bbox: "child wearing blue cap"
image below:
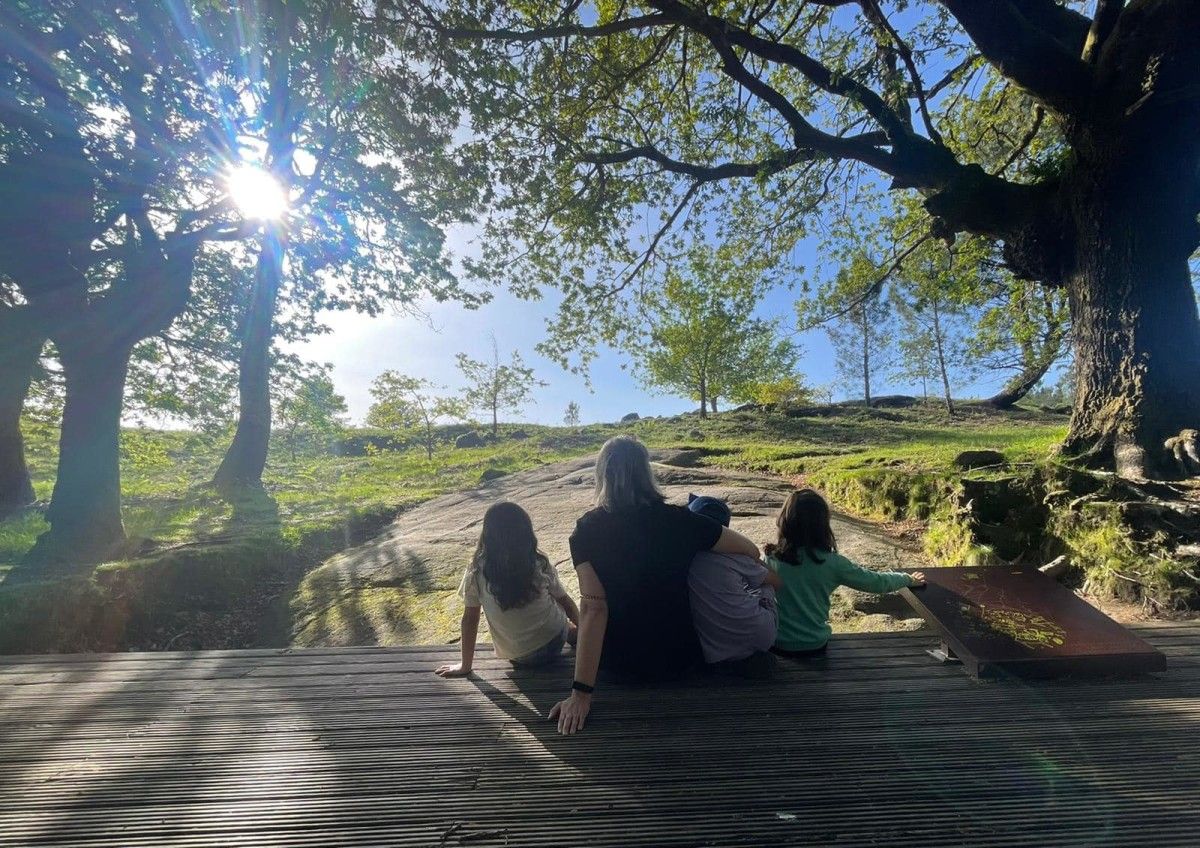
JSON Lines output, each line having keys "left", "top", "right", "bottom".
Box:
{"left": 686, "top": 494, "right": 781, "bottom": 674}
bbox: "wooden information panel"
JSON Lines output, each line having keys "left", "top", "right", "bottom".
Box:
{"left": 900, "top": 566, "right": 1167, "bottom": 679}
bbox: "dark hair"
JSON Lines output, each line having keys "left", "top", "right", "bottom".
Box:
{"left": 765, "top": 489, "right": 837, "bottom": 565}
{"left": 473, "top": 501, "right": 546, "bottom": 610}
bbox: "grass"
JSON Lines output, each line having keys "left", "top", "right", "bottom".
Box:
{"left": 1, "top": 403, "right": 1075, "bottom": 652}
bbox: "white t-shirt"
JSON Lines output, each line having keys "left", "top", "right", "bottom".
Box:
{"left": 459, "top": 556, "right": 569, "bottom": 660}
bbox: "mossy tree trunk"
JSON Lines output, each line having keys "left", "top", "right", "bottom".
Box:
{"left": 0, "top": 310, "right": 42, "bottom": 516}
{"left": 33, "top": 337, "right": 133, "bottom": 562}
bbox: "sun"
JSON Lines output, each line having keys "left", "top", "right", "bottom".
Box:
{"left": 226, "top": 164, "right": 288, "bottom": 221}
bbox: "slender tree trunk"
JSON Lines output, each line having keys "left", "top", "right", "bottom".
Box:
{"left": 214, "top": 233, "right": 283, "bottom": 492}
{"left": 860, "top": 303, "right": 871, "bottom": 407}
{"left": 698, "top": 371, "right": 708, "bottom": 419}
{"left": 985, "top": 355, "right": 1058, "bottom": 409}
{"left": 28, "top": 340, "right": 132, "bottom": 563}
{"left": 0, "top": 313, "right": 42, "bottom": 516}
{"left": 931, "top": 301, "right": 954, "bottom": 416}
{"left": 709, "top": 397, "right": 718, "bottom": 414}
{"left": 491, "top": 397, "right": 498, "bottom": 437}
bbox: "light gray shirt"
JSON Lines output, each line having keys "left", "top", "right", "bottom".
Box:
{"left": 688, "top": 551, "right": 778, "bottom": 664}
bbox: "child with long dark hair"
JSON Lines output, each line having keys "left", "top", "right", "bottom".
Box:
{"left": 436, "top": 501, "right": 579, "bottom": 677}
{"left": 766, "top": 489, "right": 924, "bottom": 657}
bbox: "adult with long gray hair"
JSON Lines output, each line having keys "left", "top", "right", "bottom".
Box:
{"left": 550, "top": 436, "right": 762, "bottom": 734}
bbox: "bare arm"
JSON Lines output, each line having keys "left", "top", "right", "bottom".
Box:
{"left": 556, "top": 593, "right": 580, "bottom": 626}
{"left": 436, "top": 606, "right": 481, "bottom": 678}
{"left": 762, "top": 569, "right": 783, "bottom": 590}
{"left": 712, "top": 525, "right": 760, "bottom": 559}
{"left": 549, "top": 563, "right": 607, "bottom": 735}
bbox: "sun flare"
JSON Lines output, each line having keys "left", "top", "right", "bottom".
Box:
{"left": 227, "top": 164, "right": 288, "bottom": 221}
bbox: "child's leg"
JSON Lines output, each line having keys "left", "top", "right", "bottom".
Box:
{"left": 509, "top": 628, "right": 568, "bottom": 668}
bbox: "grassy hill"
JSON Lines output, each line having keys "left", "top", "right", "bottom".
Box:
{"left": 16, "top": 401, "right": 1186, "bottom": 654}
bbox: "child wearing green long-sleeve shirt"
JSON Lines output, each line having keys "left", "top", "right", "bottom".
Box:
{"left": 765, "top": 489, "right": 925, "bottom": 656}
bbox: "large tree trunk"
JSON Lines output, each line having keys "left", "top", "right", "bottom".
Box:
{"left": 214, "top": 238, "right": 282, "bottom": 491}
{"left": 214, "top": 234, "right": 283, "bottom": 492}
{"left": 0, "top": 313, "right": 42, "bottom": 516}
{"left": 1064, "top": 210, "right": 1200, "bottom": 478}
{"left": 709, "top": 397, "right": 718, "bottom": 414}
{"left": 27, "top": 340, "right": 132, "bottom": 563}
{"left": 1061, "top": 127, "right": 1200, "bottom": 478}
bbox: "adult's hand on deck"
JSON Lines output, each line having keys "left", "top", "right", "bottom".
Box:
{"left": 908, "top": 571, "right": 927, "bottom": 586}
{"left": 549, "top": 691, "right": 592, "bottom": 735}
{"left": 434, "top": 662, "right": 472, "bottom": 678}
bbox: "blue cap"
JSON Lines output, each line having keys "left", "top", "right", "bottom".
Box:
{"left": 687, "top": 493, "right": 731, "bottom": 527}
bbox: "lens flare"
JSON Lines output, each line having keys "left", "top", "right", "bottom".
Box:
{"left": 227, "top": 164, "right": 288, "bottom": 221}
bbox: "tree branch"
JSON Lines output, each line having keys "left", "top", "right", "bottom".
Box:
{"left": 414, "top": 6, "right": 671, "bottom": 42}
{"left": 995, "top": 104, "right": 1045, "bottom": 175}
{"left": 860, "top": 0, "right": 943, "bottom": 143}
{"left": 648, "top": 0, "right": 914, "bottom": 144}
{"left": 938, "top": 0, "right": 1093, "bottom": 115}
{"left": 1082, "top": 0, "right": 1125, "bottom": 64}
{"left": 1007, "top": 0, "right": 1092, "bottom": 53}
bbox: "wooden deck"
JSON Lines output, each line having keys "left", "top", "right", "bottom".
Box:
{"left": 3, "top": 624, "right": 1200, "bottom": 847}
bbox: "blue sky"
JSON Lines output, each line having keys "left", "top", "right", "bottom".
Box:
{"left": 287, "top": 7, "right": 1027, "bottom": 427}
{"left": 289, "top": 226, "right": 1017, "bottom": 427}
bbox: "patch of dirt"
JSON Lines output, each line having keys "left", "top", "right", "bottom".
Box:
{"left": 1076, "top": 591, "right": 1200, "bottom": 625}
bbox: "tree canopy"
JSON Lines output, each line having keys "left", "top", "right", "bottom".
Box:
{"left": 636, "top": 245, "right": 800, "bottom": 415}
{"left": 396, "top": 0, "right": 1200, "bottom": 478}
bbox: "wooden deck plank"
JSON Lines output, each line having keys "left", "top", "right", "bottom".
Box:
{"left": 3, "top": 626, "right": 1199, "bottom": 847}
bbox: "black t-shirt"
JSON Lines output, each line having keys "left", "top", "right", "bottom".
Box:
{"left": 569, "top": 501, "right": 723, "bottom": 681}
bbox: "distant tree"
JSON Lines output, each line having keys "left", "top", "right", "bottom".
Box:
{"left": 971, "top": 275, "right": 1071, "bottom": 409}
{"left": 563, "top": 401, "right": 581, "bottom": 427}
{"left": 807, "top": 255, "right": 894, "bottom": 407}
{"left": 1024, "top": 370, "right": 1077, "bottom": 409}
{"left": 367, "top": 371, "right": 466, "bottom": 459}
{"left": 638, "top": 246, "right": 797, "bottom": 417}
{"left": 741, "top": 375, "right": 812, "bottom": 408}
{"left": 455, "top": 337, "right": 543, "bottom": 438}
{"left": 891, "top": 245, "right": 975, "bottom": 416}
{"left": 274, "top": 366, "right": 347, "bottom": 461}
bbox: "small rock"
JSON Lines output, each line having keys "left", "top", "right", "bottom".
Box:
{"left": 1039, "top": 554, "right": 1071, "bottom": 579}
{"left": 620, "top": 412, "right": 640, "bottom": 423}
{"left": 687, "top": 428, "right": 705, "bottom": 440}
{"left": 455, "top": 432, "right": 485, "bottom": 449}
{"left": 479, "top": 468, "right": 507, "bottom": 483}
{"left": 953, "top": 449, "right": 1005, "bottom": 470}
{"left": 658, "top": 449, "right": 704, "bottom": 468}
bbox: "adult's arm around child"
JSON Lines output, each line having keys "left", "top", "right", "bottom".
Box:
{"left": 549, "top": 562, "right": 607, "bottom": 735}
{"left": 712, "top": 526, "right": 760, "bottom": 559}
